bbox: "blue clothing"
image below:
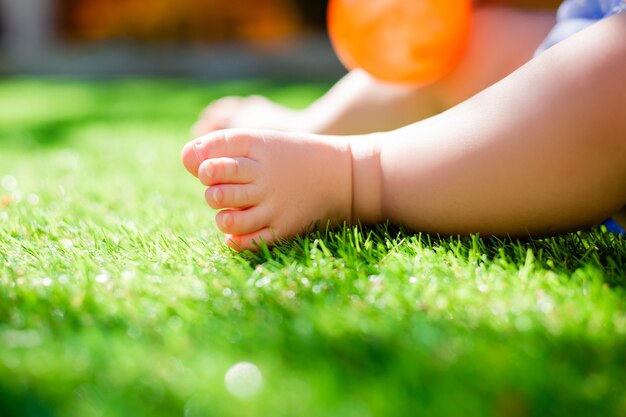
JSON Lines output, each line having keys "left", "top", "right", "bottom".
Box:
{"left": 602, "top": 218, "right": 626, "bottom": 234}
{"left": 535, "top": 0, "right": 626, "bottom": 54}
{"left": 535, "top": 0, "right": 626, "bottom": 234}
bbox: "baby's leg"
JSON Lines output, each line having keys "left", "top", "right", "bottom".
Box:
{"left": 358, "top": 13, "right": 626, "bottom": 237}
{"left": 183, "top": 13, "right": 626, "bottom": 250}
{"left": 193, "top": 6, "right": 555, "bottom": 136}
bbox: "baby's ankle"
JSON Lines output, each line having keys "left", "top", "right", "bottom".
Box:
{"left": 349, "top": 135, "right": 384, "bottom": 225}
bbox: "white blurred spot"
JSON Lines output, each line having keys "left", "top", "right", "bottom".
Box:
{"left": 538, "top": 296, "right": 554, "bottom": 314}
{"left": 27, "top": 194, "right": 40, "bottom": 205}
{"left": 222, "top": 287, "right": 232, "bottom": 297}
{"left": 255, "top": 277, "right": 271, "bottom": 288}
{"left": 122, "top": 270, "right": 135, "bottom": 281}
{"left": 11, "top": 190, "right": 22, "bottom": 202}
{"left": 1, "top": 175, "right": 16, "bottom": 191}
{"left": 95, "top": 274, "right": 109, "bottom": 284}
{"left": 368, "top": 275, "right": 383, "bottom": 284}
{"left": 60, "top": 239, "right": 74, "bottom": 249}
{"left": 224, "top": 362, "right": 263, "bottom": 399}
{"left": 42, "top": 277, "right": 52, "bottom": 287}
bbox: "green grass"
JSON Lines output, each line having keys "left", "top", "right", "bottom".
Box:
{"left": 0, "top": 78, "right": 625, "bottom": 417}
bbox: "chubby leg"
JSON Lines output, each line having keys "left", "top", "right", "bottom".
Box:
{"left": 193, "top": 6, "right": 556, "bottom": 136}
{"left": 183, "top": 14, "right": 626, "bottom": 250}
{"left": 359, "top": 12, "right": 626, "bottom": 236}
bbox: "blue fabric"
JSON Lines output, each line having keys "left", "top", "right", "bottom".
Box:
{"left": 535, "top": 0, "right": 626, "bottom": 54}
{"left": 602, "top": 218, "right": 626, "bottom": 234}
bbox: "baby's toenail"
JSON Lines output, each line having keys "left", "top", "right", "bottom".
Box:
{"left": 213, "top": 188, "right": 223, "bottom": 204}
{"left": 204, "top": 163, "right": 213, "bottom": 178}
{"left": 192, "top": 141, "right": 204, "bottom": 162}
{"left": 223, "top": 213, "right": 233, "bottom": 228}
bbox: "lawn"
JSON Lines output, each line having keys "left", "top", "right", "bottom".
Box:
{"left": 0, "top": 78, "right": 624, "bottom": 417}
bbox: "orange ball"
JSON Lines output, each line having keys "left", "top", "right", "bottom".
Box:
{"left": 328, "top": 0, "right": 472, "bottom": 84}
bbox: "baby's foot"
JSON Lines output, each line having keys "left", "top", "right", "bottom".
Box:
{"left": 181, "top": 129, "right": 353, "bottom": 250}
{"left": 192, "top": 96, "right": 302, "bottom": 136}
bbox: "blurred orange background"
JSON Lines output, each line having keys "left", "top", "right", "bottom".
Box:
{"left": 58, "top": 0, "right": 308, "bottom": 43}
{"left": 0, "top": 0, "right": 337, "bottom": 78}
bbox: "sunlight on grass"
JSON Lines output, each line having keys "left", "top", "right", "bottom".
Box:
{"left": 0, "top": 78, "right": 625, "bottom": 417}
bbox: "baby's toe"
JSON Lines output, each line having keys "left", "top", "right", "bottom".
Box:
{"left": 225, "top": 228, "right": 278, "bottom": 251}
{"left": 181, "top": 140, "right": 204, "bottom": 176}
{"left": 205, "top": 184, "right": 263, "bottom": 210}
{"left": 215, "top": 206, "right": 270, "bottom": 235}
{"left": 198, "top": 157, "right": 260, "bottom": 186}
{"left": 182, "top": 131, "right": 255, "bottom": 176}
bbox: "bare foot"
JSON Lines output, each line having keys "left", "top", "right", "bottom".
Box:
{"left": 191, "top": 96, "right": 302, "bottom": 137}
{"left": 181, "top": 129, "right": 354, "bottom": 250}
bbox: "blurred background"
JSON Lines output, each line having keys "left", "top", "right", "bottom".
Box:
{"left": 0, "top": 0, "right": 345, "bottom": 80}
